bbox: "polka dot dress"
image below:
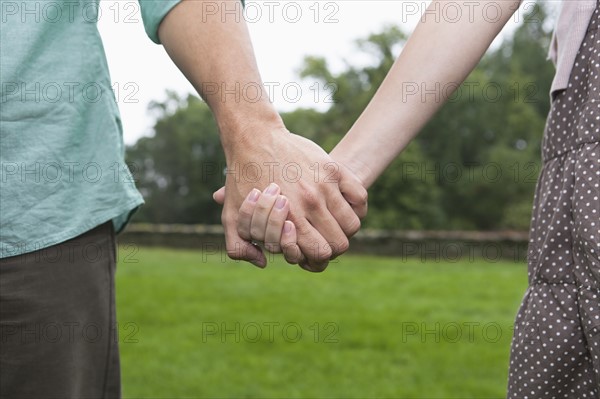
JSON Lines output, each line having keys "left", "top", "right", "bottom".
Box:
{"left": 507, "top": 5, "right": 600, "bottom": 399}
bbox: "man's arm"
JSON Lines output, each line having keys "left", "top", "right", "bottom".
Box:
{"left": 157, "top": 0, "right": 367, "bottom": 271}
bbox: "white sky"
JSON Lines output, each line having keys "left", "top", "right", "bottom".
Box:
{"left": 97, "top": 0, "right": 555, "bottom": 145}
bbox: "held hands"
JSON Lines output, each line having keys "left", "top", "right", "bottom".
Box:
{"left": 214, "top": 182, "right": 355, "bottom": 271}
{"left": 217, "top": 127, "right": 367, "bottom": 272}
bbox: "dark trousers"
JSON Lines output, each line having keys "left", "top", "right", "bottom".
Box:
{"left": 0, "top": 222, "right": 121, "bottom": 398}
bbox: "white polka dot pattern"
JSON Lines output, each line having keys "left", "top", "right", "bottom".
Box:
{"left": 507, "top": 6, "right": 600, "bottom": 398}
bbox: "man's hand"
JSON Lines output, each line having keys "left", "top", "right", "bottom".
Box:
{"left": 219, "top": 126, "right": 367, "bottom": 272}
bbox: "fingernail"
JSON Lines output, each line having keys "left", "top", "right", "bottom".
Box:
{"left": 283, "top": 221, "right": 292, "bottom": 233}
{"left": 275, "top": 196, "right": 287, "bottom": 209}
{"left": 247, "top": 189, "right": 260, "bottom": 203}
{"left": 264, "top": 183, "right": 278, "bottom": 195}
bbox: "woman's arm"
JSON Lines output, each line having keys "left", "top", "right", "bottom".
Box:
{"left": 331, "top": 0, "right": 521, "bottom": 189}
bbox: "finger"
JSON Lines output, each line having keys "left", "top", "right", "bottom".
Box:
{"left": 223, "top": 209, "right": 266, "bottom": 268}
{"left": 263, "top": 195, "right": 290, "bottom": 254}
{"left": 213, "top": 186, "right": 226, "bottom": 205}
{"left": 280, "top": 221, "right": 303, "bottom": 265}
{"left": 304, "top": 205, "right": 349, "bottom": 261}
{"left": 291, "top": 215, "right": 333, "bottom": 272}
{"left": 237, "top": 188, "right": 261, "bottom": 241}
{"left": 340, "top": 188, "right": 368, "bottom": 219}
{"left": 328, "top": 192, "right": 362, "bottom": 239}
{"left": 338, "top": 175, "right": 368, "bottom": 219}
{"left": 249, "top": 183, "right": 281, "bottom": 242}
{"left": 340, "top": 182, "right": 369, "bottom": 219}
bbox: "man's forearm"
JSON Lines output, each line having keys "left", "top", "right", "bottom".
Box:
{"left": 330, "top": 0, "right": 521, "bottom": 189}
{"left": 158, "top": 0, "right": 283, "bottom": 155}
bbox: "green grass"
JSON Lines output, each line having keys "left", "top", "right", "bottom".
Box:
{"left": 115, "top": 247, "right": 528, "bottom": 399}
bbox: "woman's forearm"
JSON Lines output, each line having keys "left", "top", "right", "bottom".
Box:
{"left": 330, "top": 0, "right": 521, "bottom": 188}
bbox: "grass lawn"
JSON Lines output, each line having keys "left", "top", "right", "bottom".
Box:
{"left": 115, "top": 246, "right": 528, "bottom": 399}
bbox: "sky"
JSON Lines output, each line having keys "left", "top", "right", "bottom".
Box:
{"left": 97, "top": 0, "right": 555, "bottom": 145}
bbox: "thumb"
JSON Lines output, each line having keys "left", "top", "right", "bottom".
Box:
{"left": 213, "top": 186, "right": 225, "bottom": 205}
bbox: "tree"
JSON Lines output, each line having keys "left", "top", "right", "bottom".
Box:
{"left": 127, "top": 92, "right": 226, "bottom": 224}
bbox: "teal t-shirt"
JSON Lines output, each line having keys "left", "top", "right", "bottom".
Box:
{"left": 0, "top": 0, "right": 181, "bottom": 258}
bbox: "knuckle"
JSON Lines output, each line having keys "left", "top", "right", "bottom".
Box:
{"left": 301, "top": 188, "right": 321, "bottom": 210}
{"left": 221, "top": 208, "right": 237, "bottom": 226}
{"left": 282, "top": 243, "right": 301, "bottom": 262}
{"left": 328, "top": 167, "right": 342, "bottom": 182}
{"left": 355, "top": 200, "right": 368, "bottom": 219}
{"left": 220, "top": 211, "right": 229, "bottom": 225}
{"left": 238, "top": 206, "right": 254, "bottom": 220}
{"left": 358, "top": 188, "right": 369, "bottom": 206}
{"left": 346, "top": 216, "right": 361, "bottom": 237}
{"left": 289, "top": 214, "right": 309, "bottom": 233}
{"left": 226, "top": 245, "right": 243, "bottom": 261}
{"left": 264, "top": 242, "right": 281, "bottom": 254}
{"left": 285, "top": 255, "right": 300, "bottom": 266}
{"left": 336, "top": 238, "right": 350, "bottom": 254}
{"left": 267, "top": 215, "right": 284, "bottom": 228}
{"left": 249, "top": 226, "right": 265, "bottom": 241}
{"left": 255, "top": 201, "right": 273, "bottom": 213}
{"left": 236, "top": 221, "right": 251, "bottom": 241}
{"left": 314, "top": 246, "right": 332, "bottom": 263}
{"left": 238, "top": 228, "right": 252, "bottom": 241}
{"left": 354, "top": 189, "right": 369, "bottom": 214}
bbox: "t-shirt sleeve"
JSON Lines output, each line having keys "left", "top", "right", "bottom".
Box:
{"left": 138, "top": 0, "right": 183, "bottom": 44}
{"left": 138, "top": 0, "right": 246, "bottom": 44}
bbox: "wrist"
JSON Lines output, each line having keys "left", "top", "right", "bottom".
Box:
{"left": 217, "top": 104, "right": 286, "bottom": 160}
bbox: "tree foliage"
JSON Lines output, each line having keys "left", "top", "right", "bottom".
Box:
{"left": 127, "top": 92, "right": 226, "bottom": 224}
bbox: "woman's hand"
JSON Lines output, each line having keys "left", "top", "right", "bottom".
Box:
{"left": 235, "top": 184, "right": 302, "bottom": 265}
